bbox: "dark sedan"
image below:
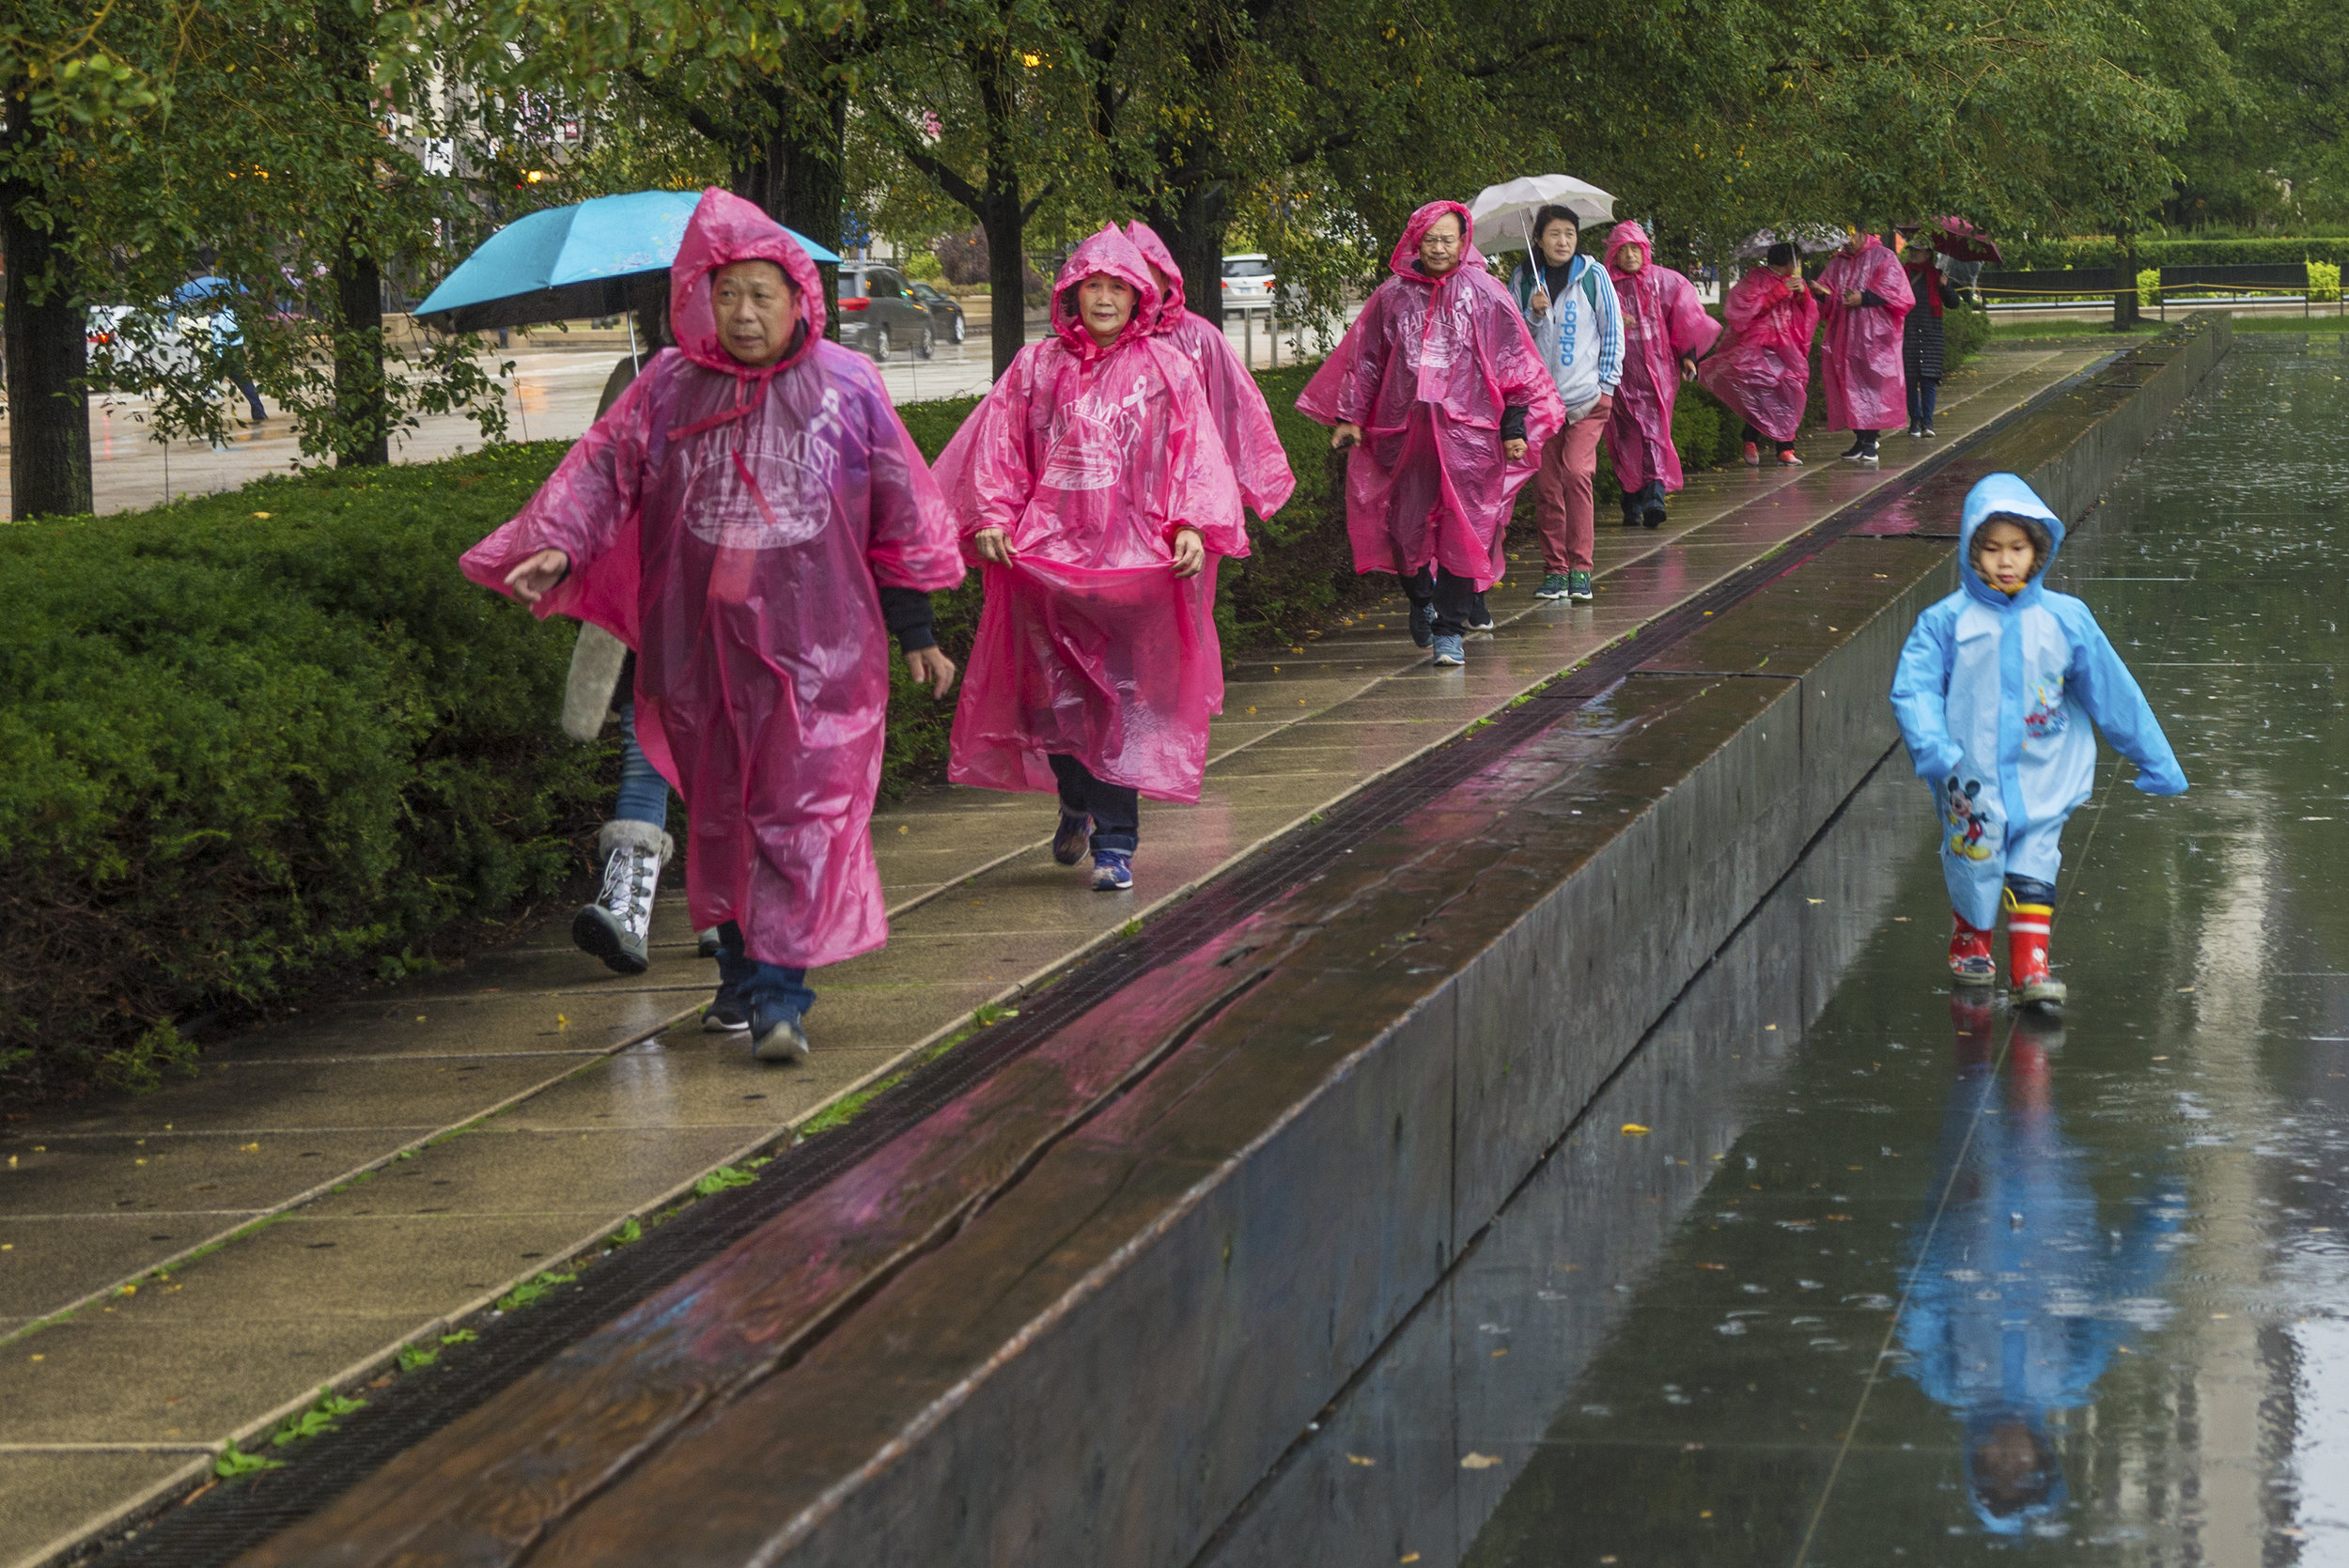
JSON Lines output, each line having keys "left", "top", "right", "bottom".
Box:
{"left": 836, "top": 264, "right": 938, "bottom": 360}
{"left": 908, "top": 281, "right": 967, "bottom": 347}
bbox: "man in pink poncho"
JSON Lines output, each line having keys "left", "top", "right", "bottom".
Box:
{"left": 935, "top": 225, "right": 1247, "bottom": 893}
{"left": 1698, "top": 240, "right": 1821, "bottom": 469}
{"left": 1123, "top": 221, "right": 1297, "bottom": 522}
{"left": 460, "top": 189, "right": 964, "bottom": 1064}
{"left": 1298, "top": 201, "right": 1561, "bottom": 668}
{"left": 1603, "top": 221, "right": 1721, "bottom": 530}
{"left": 1814, "top": 226, "right": 1915, "bottom": 466}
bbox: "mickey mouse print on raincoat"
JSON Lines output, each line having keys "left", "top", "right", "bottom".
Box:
{"left": 459, "top": 188, "right": 965, "bottom": 971}
{"left": 934, "top": 225, "right": 1247, "bottom": 804}
{"left": 1297, "top": 201, "right": 1563, "bottom": 589}
{"left": 1890, "top": 473, "right": 2187, "bottom": 929}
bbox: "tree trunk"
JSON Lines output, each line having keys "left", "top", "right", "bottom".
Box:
{"left": 319, "top": 1, "right": 389, "bottom": 466}
{"left": 1146, "top": 177, "right": 1232, "bottom": 329}
{"left": 730, "top": 75, "right": 848, "bottom": 334}
{"left": 1, "top": 148, "right": 94, "bottom": 520}
{"left": 333, "top": 235, "right": 390, "bottom": 467}
{"left": 982, "top": 185, "right": 1031, "bottom": 380}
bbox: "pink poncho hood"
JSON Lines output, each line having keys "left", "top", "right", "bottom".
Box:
{"left": 1297, "top": 201, "right": 1561, "bottom": 588}
{"left": 933, "top": 225, "right": 1246, "bottom": 804}
{"left": 1125, "top": 219, "right": 1297, "bottom": 520}
{"left": 458, "top": 187, "right": 963, "bottom": 970}
{"left": 1048, "top": 225, "right": 1161, "bottom": 363}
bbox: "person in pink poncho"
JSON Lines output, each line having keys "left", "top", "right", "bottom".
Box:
{"left": 1297, "top": 201, "right": 1562, "bottom": 668}
{"left": 1603, "top": 220, "right": 1721, "bottom": 530}
{"left": 1698, "top": 240, "right": 1820, "bottom": 468}
{"left": 934, "top": 225, "right": 1247, "bottom": 893}
{"left": 460, "top": 188, "right": 965, "bottom": 1064}
{"left": 1123, "top": 221, "right": 1297, "bottom": 522}
{"left": 1813, "top": 226, "right": 1915, "bottom": 465}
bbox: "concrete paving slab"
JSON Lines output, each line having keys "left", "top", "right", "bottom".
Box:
{"left": 0, "top": 1130, "right": 408, "bottom": 1220}
{"left": 0, "top": 1216, "right": 267, "bottom": 1321}
{"left": 0, "top": 1308, "right": 420, "bottom": 1446}
{"left": 490, "top": 1039, "right": 849, "bottom": 1133}
{"left": 0, "top": 1449, "right": 212, "bottom": 1568}
{"left": 31, "top": 1055, "right": 592, "bottom": 1140}
{"left": 296, "top": 1126, "right": 760, "bottom": 1221}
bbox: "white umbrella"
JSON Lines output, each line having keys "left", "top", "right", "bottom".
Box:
{"left": 1469, "top": 176, "right": 1617, "bottom": 256}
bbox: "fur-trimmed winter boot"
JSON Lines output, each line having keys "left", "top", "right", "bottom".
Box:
{"left": 1948, "top": 910, "right": 1996, "bottom": 985}
{"left": 2005, "top": 891, "right": 2065, "bottom": 1015}
{"left": 574, "top": 820, "right": 672, "bottom": 975}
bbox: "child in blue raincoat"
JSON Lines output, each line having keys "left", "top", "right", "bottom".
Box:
{"left": 1890, "top": 474, "right": 2187, "bottom": 1012}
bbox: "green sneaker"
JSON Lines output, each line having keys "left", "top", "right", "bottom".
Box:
{"left": 1535, "top": 572, "right": 1571, "bottom": 600}
{"left": 1567, "top": 569, "right": 1594, "bottom": 602}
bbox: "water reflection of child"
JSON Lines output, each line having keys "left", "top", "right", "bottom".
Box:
{"left": 1896, "top": 995, "right": 2184, "bottom": 1533}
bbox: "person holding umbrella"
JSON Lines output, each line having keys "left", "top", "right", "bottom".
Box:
{"left": 460, "top": 188, "right": 965, "bottom": 1064}
{"left": 1603, "top": 222, "right": 1719, "bottom": 529}
{"left": 1813, "top": 225, "right": 1914, "bottom": 464}
{"left": 1298, "top": 202, "right": 1561, "bottom": 667}
{"left": 1902, "top": 240, "right": 1963, "bottom": 438}
{"left": 1700, "top": 241, "right": 1818, "bottom": 467}
{"left": 1507, "top": 205, "right": 1622, "bottom": 603}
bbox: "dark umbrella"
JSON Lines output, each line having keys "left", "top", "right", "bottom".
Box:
{"left": 1924, "top": 217, "right": 2002, "bottom": 265}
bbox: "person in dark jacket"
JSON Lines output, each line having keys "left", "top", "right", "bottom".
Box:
{"left": 1903, "top": 247, "right": 1963, "bottom": 438}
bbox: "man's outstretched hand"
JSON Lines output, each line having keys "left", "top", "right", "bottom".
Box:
{"left": 1330, "top": 422, "right": 1363, "bottom": 450}
{"left": 505, "top": 548, "right": 570, "bottom": 605}
{"left": 905, "top": 645, "right": 958, "bottom": 699}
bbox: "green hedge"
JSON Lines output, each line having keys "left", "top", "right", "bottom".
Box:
{"left": 0, "top": 445, "right": 603, "bottom": 1105}
{"left": 2001, "top": 236, "right": 2349, "bottom": 272}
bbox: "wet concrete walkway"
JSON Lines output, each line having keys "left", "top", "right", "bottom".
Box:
{"left": 1200, "top": 334, "right": 2349, "bottom": 1563}
{"left": 0, "top": 344, "right": 2105, "bottom": 1562}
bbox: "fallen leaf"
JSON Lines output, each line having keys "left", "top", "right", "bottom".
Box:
{"left": 1460, "top": 1452, "right": 1501, "bottom": 1469}
{"left": 251, "top": 510, "right": 273, "bottom": 519}
{"left": 1697, "top": 1262, "right": 1727, "bottom": 1270}
{"left": 1346, "top": 1453, "right": 1377, "bottom": 1467}
{"left": 1620, "top": 1124, "right": 1650, "bottom": 1136}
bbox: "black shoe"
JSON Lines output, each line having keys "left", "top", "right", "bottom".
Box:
{"left": 1840, "top": 436, "right": 1867, "bottom": 460}
{"left": 702, "top": 979, "right": 750, "bottom": 1034}
{"left": 1409, "top": 600, "right": 1435, "bottom": 648}
{"left": 1641, "top": 501, "right": 1668, "bottom": 529}
{"left": 1051, "top": 808, "right": 1092, "bottom": 866}
{"left": 1466, "top": 593, "right": 1496, "bottom": 633}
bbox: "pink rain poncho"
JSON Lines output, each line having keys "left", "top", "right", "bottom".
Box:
{"left": 459, "top": 189, "right": 963, "bottom": 970}
{"left": 1603, "top": 221, "right": 1721, "bottom": 493}
{"left": 935, "top": 225, "right": 1247, "bottom": 804}
{"left": 1124, "top": 221, "right": 1296, "bottom": 520}
{"left": 1698, "top": 265, "right": 1821, "bottom": 444}
{"left": 1817, "top": 235, "right": 1915, "bottom": 432}
{"left": 1297, "top": 201, "right": 1562, "bottom": 589}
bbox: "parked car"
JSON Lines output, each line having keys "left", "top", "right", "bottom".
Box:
{"left": 836, "top": 263, "right": 937, "bottom": 360}
{"left": 908, "top": 280, "right": 968, "bottom": 346}
{"left": 1221, "top": 254, "right": 1276, "bottom": 311}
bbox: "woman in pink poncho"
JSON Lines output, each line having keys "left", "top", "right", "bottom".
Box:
{"left": 1603, "top": 220, "right": 1721, "bottom": 529}
{"left": 459, "top": 189, "right": 964, "bottom": 1063}
{"left": 935, "top": 225, "right": 1247, "bottom": 893}
{"left": 1123, "top": 221, "right": 1296, "bottom": 521}
{"left": 1297, "top": 201, "right": 1561, "bottom": 668}
{"left": 1813, "top": 227, "right": 1914, "bottom": 465}
{"left": 1698, "top": 240, "right": 1820, "bottom": 468}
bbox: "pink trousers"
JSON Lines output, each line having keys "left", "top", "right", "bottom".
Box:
{"left": 1532, "top": 395, "right": 1612, "bottom": 573}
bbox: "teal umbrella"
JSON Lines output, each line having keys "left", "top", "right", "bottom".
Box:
{"left": 416, "top": 191, "right": 840, "bottom": 333}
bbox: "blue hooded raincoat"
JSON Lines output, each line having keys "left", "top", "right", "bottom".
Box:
{"left": 1890, "top": 474, "right": 2187, "bottom": 927}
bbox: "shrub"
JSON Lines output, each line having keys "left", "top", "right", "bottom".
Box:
{"left": 0, "top": 444, "right": 604, "bottom": 1107}
{"left": 2003, "top": 236, "right": 2349, "bottom": 273}
{"left": 2312, "top": 262, "right": 2342, "bottom": 303}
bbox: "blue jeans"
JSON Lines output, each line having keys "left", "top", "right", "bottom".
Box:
{"left": 1048, "top": 754, "right": 1139, "bottom": 854}
{"left": 716, "top": 921, "right": 815, "bottom": 1029}
{"left": 1907, "top": 377, "right": 1939, "bottom": 427}
{"left": 614, "top": 700, "right": 672, "bottom": 828}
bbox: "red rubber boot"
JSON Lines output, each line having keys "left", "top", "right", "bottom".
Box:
{"left": 2006, "top": 895, "right": 2066, "bottom": 1015}
{"left": 1949, "top": 911, "right": 1996, "bottom": 984}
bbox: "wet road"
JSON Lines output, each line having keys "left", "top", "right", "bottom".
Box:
{"left": 1201, "top": 336, "right": 2349, "bottom": 1564}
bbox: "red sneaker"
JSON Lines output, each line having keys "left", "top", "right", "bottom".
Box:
{"left": 2006, "top": 898, "right": 2066, "bottom": 1014}
{"left": 1949, "top": 912, "right": 1996, "bottom": 984}
{"left": 1777, "top": 449, "right": 1804, "bottom": 466}
{"left": 1742, "top": 442, "right": 1762, "bottom": 466}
